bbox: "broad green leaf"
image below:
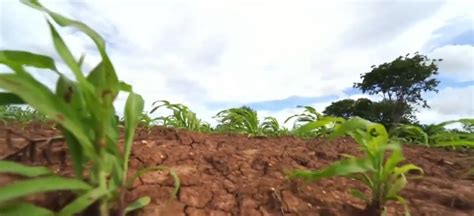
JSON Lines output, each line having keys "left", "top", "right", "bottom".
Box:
{"left": 122, "top": 92, "right": 144, "bottom": 182}
{"left": 331, "top": 117, "right": 374, "bottom": 138}
{"left": 0, "top": 203, "right": 55, "bottom": 216}
{"left": 294, "top": 116, "right": 344, "bottom": 136}
{"left": 58, "top": 187, "right": 107, "bottom": 216}
{"left": 288, "top": 157, "right": 374, "bottom": 181}
{"left": 0, "top": 176, "right": 91, "bottom": 203}
{"left": 0, "top": 50, "right": 58, "bottom": 73}
{"left": 124, "top": 196, "right": 151, "bottom": 214}
{"left": 0, "top": 160, "right": 52, "bottom": 177}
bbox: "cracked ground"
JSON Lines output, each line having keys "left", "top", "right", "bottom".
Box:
{"left": 1, "top": 123, "right": 473, "bottom": 216}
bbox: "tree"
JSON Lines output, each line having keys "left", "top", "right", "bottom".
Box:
{"left": 323, "top": 98, "right": 373, "bottom": 119}
{"left": 354, "top": 52, "right": 441, "bottom": 129}
{"left": 323, "top": 98, "right": 415, "bottom": 129}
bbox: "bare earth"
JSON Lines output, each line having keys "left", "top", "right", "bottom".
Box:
{"left": 1, "top": 122, "right": 473, "bottom": 216}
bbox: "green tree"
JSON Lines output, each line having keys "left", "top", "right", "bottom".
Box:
{"left": 354, "top": 53, "right": 441, "bottom": 129}
{"left": 323, "top": 98, "right": 373, "bottom": 119}
{"left": 323, "top": 98, "right": 415, "bottom": 129}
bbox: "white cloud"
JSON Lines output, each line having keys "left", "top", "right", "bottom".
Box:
{"left": 428, "top": 86, "right": 474, "bottom": 116}
{"left": 430, "top": 45, "right": 474, "bottom": 81}
{"left": 1, "top": 0, "right": 474, "bottom": 125}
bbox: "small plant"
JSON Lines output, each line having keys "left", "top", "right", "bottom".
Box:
{"left": 289, "top": 117, "right": 423, "bottom": 216}
{"left": 150, "top": 100, "right": 211, "bottom": 132}
{"left": 391, "top": 119, "right": 474, "bottom": 148}
{"left": 0, "top": 1, "right": 178, "bottom": 215}
{"left": 214, "top": 106, "right": 263, "bottom": 136}
{"left": 0, "top": 105, "right": 48, "bottom": 124}
{"left": 261, "top": 116, "right": 290, "bottom": 136}
{"left": 284, "top": 105, "right": 322, "bottom": 129}
{"left": 390, "top": 124, "right": 429, "bottom": 146}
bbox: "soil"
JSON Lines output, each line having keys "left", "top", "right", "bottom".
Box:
{"left": 1, "top": 122, "right": 473, "bottom": 216}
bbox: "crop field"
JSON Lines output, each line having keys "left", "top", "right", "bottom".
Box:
{"left": 0, "top": 1, "right": 473, "bottom": 216}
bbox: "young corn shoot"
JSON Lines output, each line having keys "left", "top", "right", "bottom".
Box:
{"left": 214, "top": 106, "right": 264, "bottom": 136}
{"left": 150, "top": 100, "right": 211, "bottom": 132}
{"left": 289, "top": 117, "right": 423, "bottom": 216}
{"left": 0, "top": 1, "right": 178, "bottom": 215}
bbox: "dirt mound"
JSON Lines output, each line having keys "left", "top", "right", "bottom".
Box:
{"left": 1, "top": 124, "right": 473, "bottom": 216}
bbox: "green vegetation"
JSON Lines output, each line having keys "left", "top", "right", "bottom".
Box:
{"left": 354, "top": 53, "right": 441, "bottom": 130}
{"left": 323, "top": 98, "right": 416, "bottom": 129}
{"left": 214, "top": 106, "right": 264, "bottom": 136}
{"left": 289, "top": 117, "right": 423, "bottom": 215}
{"left": 150, "top": 100, "right": 212, "bottom": 132}
{"left": 0, "top": 105, "right": 48, "bottom": 124}
{"left": 0, "top": 1, "right": 178, "bottom": 215}
{"left": 0, "top": 1, "right": 471, "bottom": 216}
{"left": 391, "top": 119, "right": 474, "bottom": 148}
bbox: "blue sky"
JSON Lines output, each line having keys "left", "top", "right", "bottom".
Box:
{"left": 0, "top": 0, "right": 473, "bottom": 126}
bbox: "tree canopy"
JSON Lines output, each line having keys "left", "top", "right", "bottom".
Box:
{"left": 352, "top": 53, "right": 441, "bottom": 128}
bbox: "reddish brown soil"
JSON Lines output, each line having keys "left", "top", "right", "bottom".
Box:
{"left": 1, "top": 123, "right": 473, "bottom": 216}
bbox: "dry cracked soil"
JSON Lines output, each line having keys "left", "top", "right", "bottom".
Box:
{"left": 0, "top": 122, "right": 473, "bottom": 216}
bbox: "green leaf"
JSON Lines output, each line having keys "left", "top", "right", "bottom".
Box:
{"left": 45, "top": 20, "right": 90, "bottom": 88}
{"left": 393, "top": 164, "right": 423, "bottom": 177}
{"left": 288, "top": 157, "right": 374, "bottom": 181}
{"left": 0, "top": 50, "right": 58, "bottom": 73}
{"left": 122, "top": 92, "right": 144, "bottom": 182}
{"left": 77, "top": 53, "right": 85, "bottom": 68}
{"left": 58, "top": 187, "right": 107, "bottom": 216}
{"left": 0, "top": 160, "right": 52, "bottom": 177}
{"left": 24, "top": 0, "right": 118, "bottom": 93}
{"left": 386, "top": 174, "right": 407, "bottom": 200}
{"left": 0, "top": 203, "right": 55, "bottom": 216}
{"left": 0, "top": 73, "right": 96, "bottom": 158}
{"left": 61, "top": 130, "right": 85, "bottom": 178}
{"left": 331, "top": 117, "right": 374, "bottom": 138}
{"left": 0, "top": 176, "right": 92, "bottom": 203}
{"left": 0, "top": 92, "right": 25, "bottom": 105}
{"left": 350, "top": 188, "right": 370, "bottom": 203}
{"left": 124, "top": 196, "right": 151, "bottom": 214}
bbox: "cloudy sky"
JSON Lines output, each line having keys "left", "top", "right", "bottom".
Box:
{"left": 1, "top": 0, "right": 473, "bottom": 126}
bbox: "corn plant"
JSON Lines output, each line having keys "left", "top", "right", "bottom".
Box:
{"left": 214, "top": 106, "right": 264, "bottom": 136}
{"left": 289, "top": 117, "right": 423, "bottom": 216}
{"left": 0, "top": 105, "right": 48, "bottom": 124}
{"left": 150, "top": 100, "right": 211, "bottom": 132}
{"left": 291, "top": 115, "right": 345, "bottom": 138}
{"left": 390, "top": 124, "right": 429, "bottom": 146}
{"left": 428, "top": 119, "right": 474, "bottom": 148}
{"left": 391, "top": 119, "right": 474, "bottom": 148}
{"left": 284, "top": 105, "right": 322, "bottom": 129}
{"left": 261, "top": 116, "right": 290, "bottom": 136}
{"left": 0, "top": 1, "right": 178, "bottom": 215}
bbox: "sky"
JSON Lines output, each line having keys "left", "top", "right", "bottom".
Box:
{"left": 0, "top": 0, "right": 473, "bottom": 127}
